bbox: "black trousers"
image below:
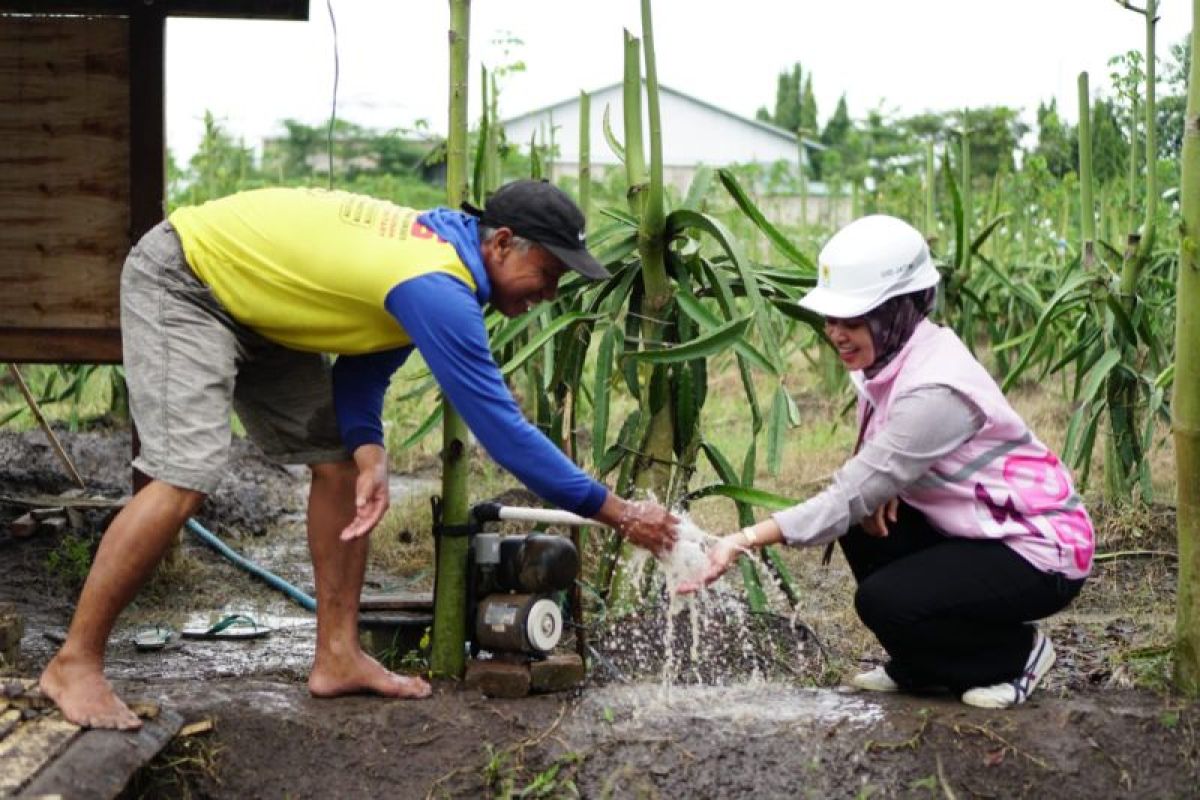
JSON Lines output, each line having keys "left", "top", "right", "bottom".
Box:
{"left": 837, "top": 502, "right": 1085, "bottom": 692}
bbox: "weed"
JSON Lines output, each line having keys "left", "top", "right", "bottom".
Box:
{"left": 45, "top": 532, "right": 97, "bottom": 588}
{"left": 123, "top": 732, "right": 224, "bottom": 799}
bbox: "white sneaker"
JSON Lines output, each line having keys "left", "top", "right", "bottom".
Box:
{"left": 961, "top": 630, "right": 1055, "bottom": 709}
{"left": 850, "top": 665, "right": 900, "bottom": 693}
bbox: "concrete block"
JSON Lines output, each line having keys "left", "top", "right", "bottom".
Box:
{"left": 464, "top": 658, "right": 531, "bottom": 698}
{"left": 8, "top": 514, "right": 36, "bottom": 539}
{"left": 530, "top": 653, "right": 585, "bottom": 694}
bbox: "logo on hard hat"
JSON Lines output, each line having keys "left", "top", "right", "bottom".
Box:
{"left": 819, "top": 262, "right": 831, "bottom": 285}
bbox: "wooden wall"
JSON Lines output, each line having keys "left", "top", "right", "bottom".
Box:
{"left": 0, "top": 16, "right": 129, "bottom": 362}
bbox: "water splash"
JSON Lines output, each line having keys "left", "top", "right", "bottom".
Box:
{"left": 594, "top": 512, "right": 824, "bottom": 695}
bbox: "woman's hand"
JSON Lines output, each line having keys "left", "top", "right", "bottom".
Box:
{"left": 862, "top": 497, "right": 899, "bottom": 538}
{"left": 676, "top": 534, "right": 746, "bottom": 594}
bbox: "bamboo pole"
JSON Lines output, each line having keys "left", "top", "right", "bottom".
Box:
{"left": 924, "top": 139, "right": 936, "bottom": 241}
{"left": 430, "top": 0, "right": 471, "bottom": 679}
{"left": 579, "top": 90, "right": 591, "bottom": 224}
{"left": 1106, "top": 0, "right": 1158, "bottom": 502}
{"left": 1078, "top": 72, "right": 1096, "bottom": 268}
{"left": 960, "top": 109, "right": 972, "bottom": 272}
{"left": 621, "top": 31, "right": 646, "bottom": 217}
{"left": 5, "top": 365, "right": 85, "bottom": 490}
{"left": 797, "top": 128, "right": 810, "bottom": 228}
{"left": 1173, "top": 0, "right": 1200, "bottom": 696}
{"left": 633, "top": 0, "right": 674, "bottom": 500}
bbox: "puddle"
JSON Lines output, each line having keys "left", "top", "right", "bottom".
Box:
{"left": 574, "top": 683, "right": 885, "bottom": 734}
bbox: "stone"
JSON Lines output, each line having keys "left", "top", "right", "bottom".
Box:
{"left": 464, "top": 659, "right": 531, "bottom": 699}
{"left": 530, "top": 653, "right": 585, "bottom": 694}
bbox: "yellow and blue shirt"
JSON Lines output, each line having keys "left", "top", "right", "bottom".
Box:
{"left": 169, "top": 188, "right": 606, "bottom": 516}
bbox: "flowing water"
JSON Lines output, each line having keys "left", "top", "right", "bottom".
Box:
{"left": 593, "top": 513, "right": 825, "bottom": 699}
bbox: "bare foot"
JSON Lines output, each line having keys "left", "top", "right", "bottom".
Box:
{"left": 309, "top": 649, "right": 431, "bottom": 700}
{"left": 39, "top": 653, "right": 142, "bottom": 730}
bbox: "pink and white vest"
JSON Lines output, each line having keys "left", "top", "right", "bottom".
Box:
{"left": 853, "top": 320, "right": 1094, "bottom": 579}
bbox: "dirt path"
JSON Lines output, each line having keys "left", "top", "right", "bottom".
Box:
{"left": 114, "top": 676, "right": 1197, "bottom": 798}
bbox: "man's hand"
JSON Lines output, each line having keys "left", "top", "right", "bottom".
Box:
{"left": 341, "top": 444, "right": 389, "bottom": 541}
{"left": 595, "top": 495, "right": 678, "bottom": 556}
{"left": 676, "top": 534, "right": 744, "bottom": 594}
{"left": 862, "top": 497, "right": 899, "bottom": 538}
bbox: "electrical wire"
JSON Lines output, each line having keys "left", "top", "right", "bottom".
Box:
{"left": 325, "top": 0, "right": 339, "bottom": 189}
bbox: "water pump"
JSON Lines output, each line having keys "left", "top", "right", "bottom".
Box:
{"left": 466, "top": 502, "right": 593, "bottom": 657}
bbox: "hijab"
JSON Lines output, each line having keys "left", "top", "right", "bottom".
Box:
{"left": 862, "top": 286, "right": 938, "bottom": 378}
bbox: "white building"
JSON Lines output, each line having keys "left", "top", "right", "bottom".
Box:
{"left": 503, "top": 83, "right": 849, "bottom": 226}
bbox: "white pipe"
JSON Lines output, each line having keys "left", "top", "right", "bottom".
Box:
{"left": 495, "top": 506, "right": 609, "bottom": 528}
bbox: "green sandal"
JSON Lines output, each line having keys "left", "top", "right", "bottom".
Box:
{"left": 181, "top": 614, "right": 271, "bottom": 641}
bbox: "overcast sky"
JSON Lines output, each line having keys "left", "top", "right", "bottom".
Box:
{"left": 165, "top": 0, "right": 1193, "bottom": 163}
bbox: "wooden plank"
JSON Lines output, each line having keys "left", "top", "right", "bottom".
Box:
{"left": 0, "top": 714, "right": 81, "bottom": 795}
{"left": 0, "top": 1, "right": 309, "bottom": 19}
{"left": 359, "top": 592, "right": 435, "bottom": 612}
{"left": 0, "top": 709, "right": 20, "bottom": 742}
{"left": 129, "top": 4, "right": 164, "bottom": 244}
{"left": 0, "top": 329, "right": 122, "bottom": 365}
{"left": 0, "top": 494, "right": 126, "bottom": 511}
{"left": 0, "top": 16, "right": 129, "bottom": 351}
{"left": 18, "top": 708, "right": 184, "bottom": 800}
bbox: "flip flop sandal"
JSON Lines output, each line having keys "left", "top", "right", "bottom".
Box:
{"left": 181, "top": 614, "right": 271, "bottom": 641}
{"left": 133, "top": 624, "right": 175, "bottom": 652}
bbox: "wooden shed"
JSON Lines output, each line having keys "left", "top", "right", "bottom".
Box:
{"left": 0, "top": 0, "right": 309, "bottom": 364}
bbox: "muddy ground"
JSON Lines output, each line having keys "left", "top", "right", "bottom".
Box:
{"left": 1, "top": 428, "right": 1198, "bottom": 799}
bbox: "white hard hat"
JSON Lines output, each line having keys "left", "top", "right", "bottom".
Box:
{"left": 799, "top": 215, "right": 940, "bottom": 318}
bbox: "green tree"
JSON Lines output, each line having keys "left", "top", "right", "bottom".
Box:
{"left": 1034, "top": 98, "right": 1077, "bottom": 178}
{"left": 816, "top": 93, "right": 852, "bottom": 178}
{"left": 800, "top": 73, "right": 819, "bottom": 133}
{"left": 772, "top": 63, "right": 802, "bottom": 132}
{"left": 1159, "top": 36, "right": 1192, "bottom": 160}
{"left": 1091, "top": 97, "right": 1128, "bottom": 183}
{"left": 186, "top": 111, "right": 258, "bottom": 204}
{"left": 949, "top": 106, "right": 1026, "bottom": 180}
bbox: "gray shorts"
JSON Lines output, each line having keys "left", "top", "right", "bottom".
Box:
{"left": 121, "top": 220, "right": 349, "bottom": 493}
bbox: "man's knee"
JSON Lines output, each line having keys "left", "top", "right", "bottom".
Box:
{"left": 147, "top": 480, "right": 206, "bottom": 519}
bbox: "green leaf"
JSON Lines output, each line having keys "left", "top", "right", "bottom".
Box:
{"left": 1001, "top": 271, "right": 1095, "bottom": 392}
{"left": 1103, "top": 293, "right": 1139, "bottom": 348}
{"left": 626, "top": 314, "right": 752, "bottom": 364}
{"left": 716, "top": 168, "right": 815, "bottom": 271}
{"left": 667, "top": 208, "right": 783, "bottom": 365}
{"left": 675, "top": 292, "right": 777, "bottom": 375}
{"left": 771, "top": 298, "right": 826, "bottom": 332}
{"left": 591, "top": 325, "right": 617, "bottom": 467}
{"left": 685, "top": 482, "right": 797, "bottom": 511}
{"left": 602, "top": 102, "right": 625, "bottom": 164}
{"left": 941, "top": 148, "right": 965, "bottom": 270}
{"left": 969, "top": 213, "right": 1009, "bottom": 255}
{"left": 399, "top": 404, "right": 443, "bottom": 450}
{"left": 673, "top": 363, "right": 697, "bottom": 456}
{"left": 683, "top": 165, "right": 714, "bottom": 211}
{"left": 501, "top": 312, "right": 598, "bottom": 376}
{"left": 700, "top": 440, "right": 739, "bottom": 485}
{"left": 1078, "top": 348, "right": 1122, "bottom": 406}
{"left": 490, "top": 309, "right": 541, "bottom": 353}
{"left": 766, "top": 383, "right": 789, "bottom": 475}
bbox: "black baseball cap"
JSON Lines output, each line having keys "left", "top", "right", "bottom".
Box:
{"left": 462, "top": 180, "right": 611, "bottom": 280}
